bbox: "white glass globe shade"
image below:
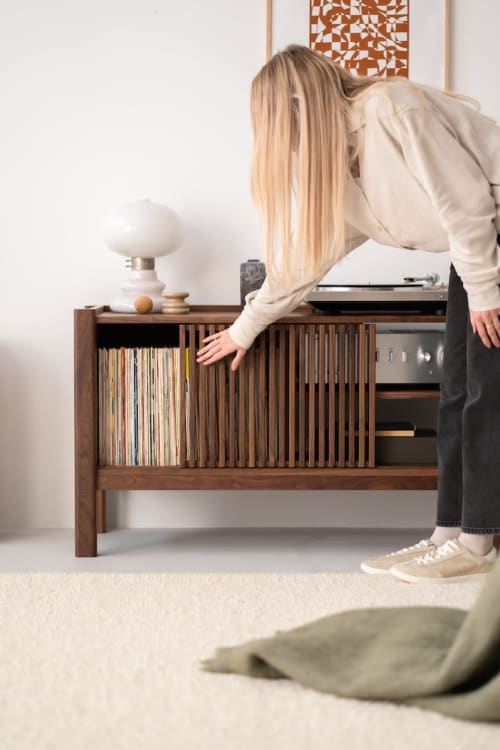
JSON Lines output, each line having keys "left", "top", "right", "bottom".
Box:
{"left": 103, "top": 199, "right": 183, "bottom": 258}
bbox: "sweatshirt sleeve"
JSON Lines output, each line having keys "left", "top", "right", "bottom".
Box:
{"left": 398, "top": 106, "right": 500, "bottom": 311}
{"left": 228, "top": 227, "right": 368, "bottom": 350}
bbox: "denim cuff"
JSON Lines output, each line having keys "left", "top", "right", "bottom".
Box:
{"left": 461, "top": 527, "right": 500, "bottom": 534}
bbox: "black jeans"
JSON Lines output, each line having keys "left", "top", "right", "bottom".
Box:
{"left": 436, "top": 256, "right": 500, "bottom": 533}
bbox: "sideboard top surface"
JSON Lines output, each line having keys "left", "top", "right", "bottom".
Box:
{"left": 79, "top": 305, "right": 446, "bottom": 325}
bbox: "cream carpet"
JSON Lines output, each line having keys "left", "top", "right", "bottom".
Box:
{"left": 1, "top": 572, "right": 499, "bottom": 750}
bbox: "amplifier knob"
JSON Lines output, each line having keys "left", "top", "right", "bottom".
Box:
{"left": 418, "top": 351, "right": 432, "bottom": 363}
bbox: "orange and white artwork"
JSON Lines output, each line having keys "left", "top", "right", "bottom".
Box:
{"left": 269, "top": 0, "right": 448, "bottom": 88}
{"left": 310, "top": 0, "right": 409, "bottom": 77}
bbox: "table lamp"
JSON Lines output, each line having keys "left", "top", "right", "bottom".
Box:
{"left": 104, "top": 199, "right": 184, "bottom": 313}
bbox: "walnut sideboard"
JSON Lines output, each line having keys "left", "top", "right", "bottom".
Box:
{"left": 74, "top": 305, "right": 444, "bottom": 556}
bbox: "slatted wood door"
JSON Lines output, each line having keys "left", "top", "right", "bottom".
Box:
{"left": 179, "top": 322, "right": 376, "bottom": 469}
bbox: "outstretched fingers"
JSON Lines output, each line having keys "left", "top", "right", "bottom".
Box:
{"left": 196, "top": 328, "right": 247, "bottom": 370}
{"left": 197, "top": 335, "right": 224, "bottom": 363}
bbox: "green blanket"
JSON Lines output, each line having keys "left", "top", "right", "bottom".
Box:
{"left": 201, "top": 559, "right": 500, "bottom": 723}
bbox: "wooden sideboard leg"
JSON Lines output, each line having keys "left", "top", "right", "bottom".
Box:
{"left": 96, "top": 490, "right": 106, "bottom": 534}
{"left": 74, "top": 308, "right": 98, "bottom": 556}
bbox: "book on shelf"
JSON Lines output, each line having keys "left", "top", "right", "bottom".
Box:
{"left": 375, "top": 422, "right": 416, "bottom": 437}
{"left": 98, "top": 347, "right": 188, "bottom": 467}
{"left": 354, "top": 422, "right": 416, "bottom": 437}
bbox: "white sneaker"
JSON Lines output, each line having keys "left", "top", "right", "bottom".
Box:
{"left": 390, "top": 539, "right": 497, "bottom": 583}
{"left": 360, "top": 538, "right": 436, "bottom": 575}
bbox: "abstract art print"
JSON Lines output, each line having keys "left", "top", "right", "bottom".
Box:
{"left": 267, "top": 0, "right": 449, "bottom": 89}
{"left": 311, "top": 0, "right": 409, "bottom": 77}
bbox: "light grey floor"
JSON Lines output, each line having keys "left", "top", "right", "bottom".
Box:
{"left": 0, "top": 528, "right": 430, "bottom": 572}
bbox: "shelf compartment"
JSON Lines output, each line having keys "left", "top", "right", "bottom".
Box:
{"left": 97, "top": 323, "right": 179, "bottom": 348}
{"left": 376, "top": 429, "right": 437, "bottom": 465}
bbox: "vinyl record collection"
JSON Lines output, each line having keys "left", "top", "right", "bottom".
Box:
{"left": 98, "top": 347, "right": 188, "bottom": 466}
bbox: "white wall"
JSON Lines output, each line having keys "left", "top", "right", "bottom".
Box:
{"left": 1, "top": 0, "right": 499, "bottom": 530}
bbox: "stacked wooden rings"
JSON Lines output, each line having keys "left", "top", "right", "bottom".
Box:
{"left": 162, "top": 291, "right": 190, "bottom": 314}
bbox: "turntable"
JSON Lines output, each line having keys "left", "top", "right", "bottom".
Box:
{"left": 306, "top": 273, "right": 447, "bottom": 314}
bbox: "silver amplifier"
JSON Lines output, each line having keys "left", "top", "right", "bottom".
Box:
{"left": 376, "top": 331, "right": 444, "bottom": 384}
{"left": 302, "top": 328, "right": 444, "bottom": 385}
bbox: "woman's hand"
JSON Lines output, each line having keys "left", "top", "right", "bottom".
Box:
{"left": 196, "top": 329, "right": 247, "bottom": 370}
{"left": 470, "top": 308, "right": 500, "bottom": 348}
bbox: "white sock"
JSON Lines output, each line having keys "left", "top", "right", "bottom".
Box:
{"left": 430, "top": 526, "right": 461, "bottom": 547}
{"left": 458, "top": 532, "right": 494, "bottom": 556}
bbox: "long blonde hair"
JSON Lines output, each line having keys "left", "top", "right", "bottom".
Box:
{"left": 250, "top": 44, "right": 480, "bottom": 292}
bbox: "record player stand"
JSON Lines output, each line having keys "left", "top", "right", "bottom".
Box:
{"left": 74, "top": 305, "right": 444, "bottom": 556}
